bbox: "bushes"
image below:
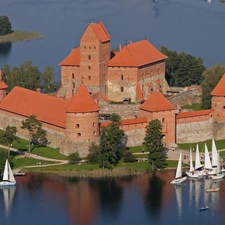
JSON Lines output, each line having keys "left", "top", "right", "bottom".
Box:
{"left": 0, "top": 16, "right": 12, "bottom": 36}
{"left": 68, "top": 152, "right": 80, "bottom": 164}
{"left": 123, "top": 151, "right": 136, "bottom": 163}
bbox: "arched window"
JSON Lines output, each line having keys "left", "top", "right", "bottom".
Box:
{"left": 93, "top": 131, "right": 96, "bottom": 136}
{"left": 88, "top": 66, "right": 91, "bottom": 70}
{"left": 121, "top": 75, "right": 124, "bottom": 80}
{"left": 72, "top": 73, "right": 75, "bottom": 79}
{"left": 121, "top": 86, "right": 124, "bottom": 92}
{"left": 88, "top": 55, "right": 91, "bottom": 60}
{"left": 77, "top": 133, "right": 81, "bottom": 137}
{"left": 76, "top": 124, "right": 80, "bottom": 128}
{"left": 88, "top": 76, "right": 91, "bottom": 80}
{"left": 93, "top": 122, "right": 96, "bottom": 127}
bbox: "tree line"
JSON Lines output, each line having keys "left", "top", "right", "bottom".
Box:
{"left": 160, "top": 46, "right": 225, "bottom": 109}
{"left": 1, "top": 61, "right": 61, "bottom": 93}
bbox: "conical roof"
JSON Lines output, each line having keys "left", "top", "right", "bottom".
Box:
{"left": 66, "top": 83, "right": 100, "bottom": 113}
{"left": 0, "top": 70, "right": 8, "bottom": 89}
{"left": 211, "top": 73, "right": 225, "bottom": 96}
{"left": 139, "top": 91, "right": 175, "bottom": 112}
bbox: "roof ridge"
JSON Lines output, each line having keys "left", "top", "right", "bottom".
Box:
{"left": 126, "top": 43, "right": 139, "bottom": 66}
{"left": 99, "top": 21, "right": 110, "bottom": 39}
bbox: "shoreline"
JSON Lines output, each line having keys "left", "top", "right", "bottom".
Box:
{"left": 0, "top": 30, "right": 43, "bottom": 43}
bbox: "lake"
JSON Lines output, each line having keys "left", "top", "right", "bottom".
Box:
{"left": 0, "top": 0, "right": 225, "bottom": 81}
{"left": 0, "top": 171, "right": 225, "bottom": 225}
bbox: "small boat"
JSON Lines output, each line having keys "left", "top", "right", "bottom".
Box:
{"left": 171, "top": 153, "right": 187, "bottom": 184}
{"left": 212, "top": 151, "right": 225, "bottom": 180}
{"left": 199, "top": 206, "right": 209, "bottom": 211}
{"left": 186, "top": 147, "right": 198, "bottom": 178}
{"left": 206, "top": 188, "right": 219, "bottom": 192}
{"left": 0, "top": 159, "right": 16, "bottom": 186}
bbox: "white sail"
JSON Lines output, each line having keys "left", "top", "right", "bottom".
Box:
{"left": 204, "top": 144, "right": 212, "bottom": 170}
{"left": 8, "top": 162, "right": 16, "bottom": 183}
{"left": 217, "top": 151, "right": 221, "bottom": 174}
{"left": 212, "top": 139, "right": 218, "bottom": 167}
{"left": 2, "top": 160, "right": 9, "bottom": 181}
{"left": 189, "top": 148, "right": 194, "bottom": 171}
{"left": 195, "top": 144, "right": 203, "bottom": 170}
{"left": 175, "top": 153, "right": 182, "bottom": 179}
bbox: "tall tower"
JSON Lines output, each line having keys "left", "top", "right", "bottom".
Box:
{"left": 211, "top": 73, "right": 225, "bottom": 121}
{"left": 65, "top": 83, "right": 100, "bottom": 142}
{"left": 0, "top": 70, "right": 8, "bottom": 102}
{"left": 79, "top": 21, "right": 111, "bottom": 95}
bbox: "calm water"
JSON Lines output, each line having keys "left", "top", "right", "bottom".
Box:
{"left": 0, "top": 0, "right": 225, "bottom": 80}
{"left": 0, "top": 171, "right": 225, "bottom": 225}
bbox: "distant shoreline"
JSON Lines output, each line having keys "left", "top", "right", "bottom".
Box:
{"left": 0, "top": 30, "right": 43, "bottom": 43}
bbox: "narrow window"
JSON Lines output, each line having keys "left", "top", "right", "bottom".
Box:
{"left": 89, "top": 46, "right": 91, "bottom": 49}
{"left": 162, "top": 118, "right": 165, "bottom": 123}
{"left": 88, "top": 66, "right": 91, "bottom": 70}
{"left": 72, "top": 82, "right": 75, "bottom": 89}
{"left": 93, "top": 122, "right": 96, "bottom": 127}
{"left": 93, "top": 131, "right": 96, "bottom": 136}
{"left": 88, "top": 55, "right": 91, "bottom": 60}
{"left": 121, "top": 75, "right": 124, "bottom": 80}
{"left": 94, "top": 46, "right": 96, "bottom": 49}
{"left": 121, "top": 86, "right": 124, "bottom": 92}
{"left": 77, "top": 133, "right": 81, "bottom": 137}
{"left": 76, "top": 124, "right": 80, "bottom": 128}
{"left": 88, "top": 76, "right": 91, "bottom": 80}
{"left": 72, "top": 73, "right": 75, "bottom": 79}
{"left": 84, "top": 46, "right": 86, "bottom": 49}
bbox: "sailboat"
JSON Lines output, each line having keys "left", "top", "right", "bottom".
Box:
{"left": 0, "top": 159, "right": 16, "bottom": 186}
{"left": 186, "top": 148, "right": 198, "bottom": 178}
{"left": 203, "top": 143, "right": 216, "bottom": 175}
{"left": 212, "top": 151, "right": 225, "bottom": 180}
{"left": 171, "top": 152, "right": 187, "bottom": 184}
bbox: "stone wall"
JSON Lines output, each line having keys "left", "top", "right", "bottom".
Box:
{"left": 176, "top": 117, "right": 214, "bottom": 143}
{"left": 0, "top": 110, "right": 66, "bottom": 149}
{"left": 213, "top": 121, "right": 225, "bottom": 140}
{"left": 168, "top": 89, "right": 202, "bottom": 107}
{"left": 124, "top": 128, "right": 145, "bottom": 147}
{"left": 100, "top": 103, "right": 139, "bottom": 119}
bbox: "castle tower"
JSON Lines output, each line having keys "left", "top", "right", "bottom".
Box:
{"left": 79, "top": 21, "right": 111, "bottom": 95}
{"left": 0, "top": 70, "right": 8, "bottom": 102}
{"left": 211, "top": 73, "right": 225, "bottom": 121}
{"left": 65, "top": 83, "right": 100, "bottom": 142}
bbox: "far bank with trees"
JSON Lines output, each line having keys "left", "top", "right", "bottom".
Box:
{"left": 0, "top": 15, "right": 43, "bottom": 43}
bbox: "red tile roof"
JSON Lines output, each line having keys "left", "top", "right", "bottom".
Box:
{"left": 59, "top": 48, "right": 80, "bottom": 66}
{"left": 66, "top": 83, "right": 100, "bottom": 113}
{"left": 136, "top": 84, "right": 144, "bottom": 101}
{"left": 211, "top": 73, "right": 225, "bottom": 96}
{"left": 0, "top": 70, "right": 8, "bottom": 89}
{"left": 92, "top": 92, "right": 110, "bottom": 102}
{"left": 176, "top": 109, "right": 212, "bottom": 119}
{"left": 139, "top": 91, "right": 176, "bottom": 112}
{"left": 108, "top": 40, "right": 167, "bottom": 67}
{"left": 90, "top": 21, "right": 110, "bottom": 42}
{"left": 100, "top": 117, "right": 147, "bottom": 127}
{"left": 0, "top": 87, "right": 69, "bottom": 128}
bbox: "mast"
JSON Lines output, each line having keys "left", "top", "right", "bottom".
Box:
{"left": 189, "top": 148, "right": 194, "bottom": 171}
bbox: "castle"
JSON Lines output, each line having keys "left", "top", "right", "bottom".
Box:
{"left": 0, "top": 21, "right": 224, "bottom": 157}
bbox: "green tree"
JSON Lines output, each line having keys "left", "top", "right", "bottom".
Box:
{"left": 40, "top": 66, "right": 61, "bottom": 93}
{"left": 143, "top": 119, "right": 167, "bottom": 170}
{"left": 160, "top": 46, "right": 205, "bottom": 86}
{"left": 99, "top": 113, "right": 125, "bottom": 169}
{"left": 87, "top": 142, "right": 100, "bottom": 164}
{"left": 0, "top": 151, "right": 9, "bottom": 172}
{"left": 21, "top": 115, "right": 47, "bottom": 152}
{"left": 1, "top": 61, "right": 60, "bottom": 93}
{"left": 0, "top": 126, "right": 17, "bottom": 157}
{"left": 201, "top": 63, "right": 225, "bottom": 109}
{"left": 0, "top": 16, "right": 12, "bottom": 36}
{"left": 68, "top": 152, "right": 80, "bottom": 164}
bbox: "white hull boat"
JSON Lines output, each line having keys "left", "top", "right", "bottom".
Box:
{"left": 212, "top": 151, "right": 224, "bottom": 180}
{"left": 212, "top": 174, "right": 225, "bottom": 180}
{"left": 186, "top": 171, "right": 198, "bottom": 178}
{"left": 186, "top": 148, "right": 199, "bottom": 178}
{"left": 171, "top": 152, "right": 187, "bottom": 184}
{"left": 0, "top": 160, "right": 16, "bottom": 187}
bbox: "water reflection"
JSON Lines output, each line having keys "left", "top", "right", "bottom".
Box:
{"left": 144, "top": 172, "right": 165, "bottom": 221}
{"left": 0, "top": 42, "right": 12, "bottom": 59}
{"left": 89, "top": 178, "right": 123, "bottom": 218}
{"left": 1, "top": 187, "right": 16, "bottom": 217}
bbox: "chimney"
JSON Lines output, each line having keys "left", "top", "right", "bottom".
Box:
{"left": 119, "top": 43, "right": 122, "bottom": 51}
{"left": 36, "top": 88, "right": 41, "bottom": 93}
{"left": 130, "top": 40, "right": 132, "bottom": 44}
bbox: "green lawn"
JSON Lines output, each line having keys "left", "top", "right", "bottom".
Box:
{"left": 178, "top": 139, "right": 225, "bottom": 152}
{"left": 129, "top": 145, "right": 147, "bottom": 153}
{"left": 182, "top": 103, "right": 202, "bottom": 111}
{"left": 12, "top": 158, "right": 56, "bottom": 168}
